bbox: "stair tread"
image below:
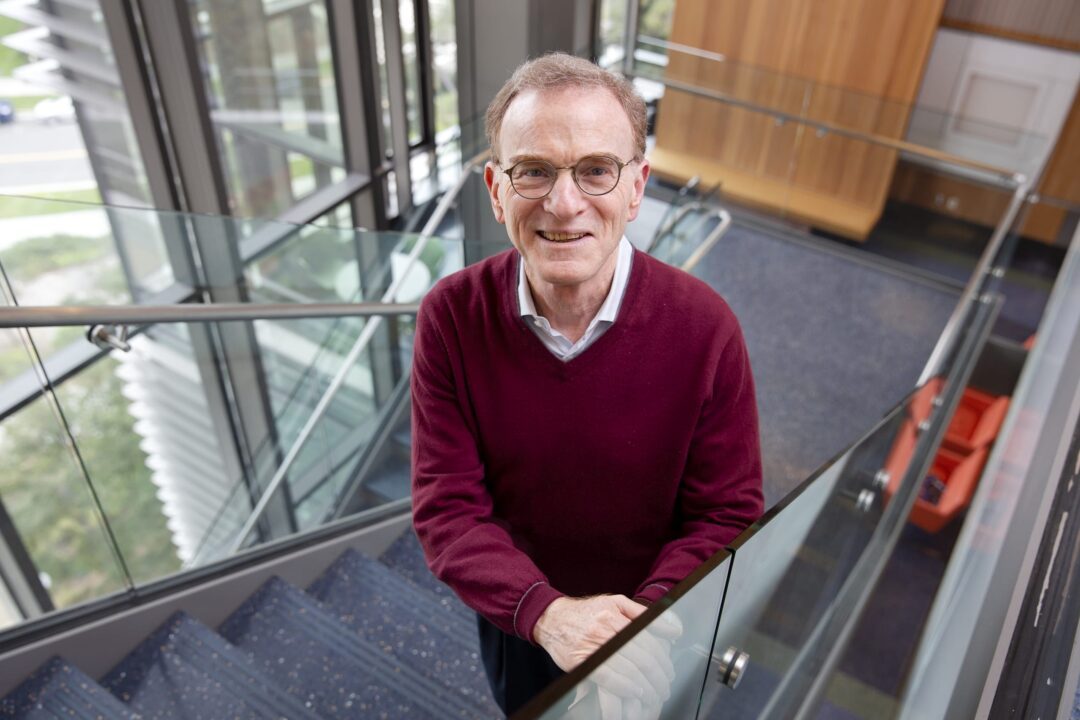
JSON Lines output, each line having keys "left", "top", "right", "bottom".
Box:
{"left": 1, "top": 656, "right": 138, "bottom": 719}
{"left": 310, "top": 548, "right": 498, "bottom": 717}
{"left": 101, "top": 611, "right": 319, "bottom": 720}
{"left": 219, "top": 577, "right": 496, "bottom": 719}
{"left": 314, "top": 547, "right": 481, "bottom": 643}
{"left": 363, "top": 462, "right": 411, "bottom": 501}
{"left": 377, "top": 529, "right": 457, "bottom": 599}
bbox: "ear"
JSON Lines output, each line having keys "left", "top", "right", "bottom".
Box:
{"left": 626, "top": 158, "right": 650, "bottom": 222}
{"left": 484, "top": 162, "right": 506, "bottom": 224}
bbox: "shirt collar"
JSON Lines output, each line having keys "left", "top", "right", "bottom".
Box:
{"left": 518, "top": 236, "right": 634, "bottom": 324}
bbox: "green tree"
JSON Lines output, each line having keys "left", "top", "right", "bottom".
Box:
{"left": 0, "top": 358, "right": 180, "bottom": 611}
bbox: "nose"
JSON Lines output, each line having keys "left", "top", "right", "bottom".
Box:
{"left": 542, "top": 168, "right": 589, "bottom": 218}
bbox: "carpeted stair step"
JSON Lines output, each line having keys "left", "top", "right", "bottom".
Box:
{"left": 362, "top": 457, "right": 411, "bottom": 502}
{"left": 101, "top": 611, "right": 319, "bottom": 720}
{"left": 0, "top": 656, "right": 139, "bottom": 719}
{"left": 219, "top": 576, "right": 493, "bottom": 719}
{"left": 377, "top": 529, "right": 460, "bottom": 601}
{"left": 307, "top": 548, "right": 497, "bottom": 716}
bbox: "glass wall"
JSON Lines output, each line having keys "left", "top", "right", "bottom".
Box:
{"left": 0, "top": 198, "right": 462, "bottom": 629}
{"left": 0, "top": 0, "right": 152, "bottom": 207}
{"left": 188, "top": 0, "right": 347, "bottom": 218}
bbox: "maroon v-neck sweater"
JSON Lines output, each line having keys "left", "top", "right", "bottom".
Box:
{"left": 411, "top": 248, "right": 762, "bottom": 643}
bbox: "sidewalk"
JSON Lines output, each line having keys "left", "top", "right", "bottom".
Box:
{"left": 0, "top": 77, "right": 49, "bottom": 97}
{"left": 0, "top": 209, "right": 110, "bottom": 252}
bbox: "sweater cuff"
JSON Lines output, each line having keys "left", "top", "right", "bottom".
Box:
{"left": 633, "top": 582, "right": 671, "bottom": 606}
{"left": 513, "top": 582, "right": 565, "bottom": 644}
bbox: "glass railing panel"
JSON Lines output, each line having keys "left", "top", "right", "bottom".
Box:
{"left": 526, "top": 551, "right": 733, "bottom": 720}
{"left": 698, "top": 396, "right": 910, "bottom": 718}
{"left": 646, "top": 80, "right": 805, "bottom": 229}
{"left": 896, "top": 212, "right": 1079, "bottom": 720}
{"left": 632, "top": 41, "right": 1048, "bottom": 179}
{"left": 797, "top": 295, "right": 1001, "bottom": 719}
{"left": 0, "top": 195, "right": 177, "bottom": 306}
{"left": 684, "top": 212, "right": 964, "bottom": 509}
{"left": 188, "top": 229, "right": 462, "bottom": 564}
{"left": 698, "top": 280, "right": 1000, "bottom": 718}
{"left": 0, "top": 195, "right": 181, "bottom": 377}
{"left": 0, "top": 196, "right": 457, "bottom": 310}
{"left": 1, "top": 312, "right": 419, "bottom": 599}
{"left": 637, "top": 53, "right": 1025, "bottom": 284}
{"left": 0, "top": 324, "right": 132, "bottom": 621}
{"left": 0, "top": 196, "right": 464, "bottom": 633}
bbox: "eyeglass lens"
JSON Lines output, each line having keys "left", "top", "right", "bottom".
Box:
{"left": 510, "top": 156, "right": 621, "bottom": 198}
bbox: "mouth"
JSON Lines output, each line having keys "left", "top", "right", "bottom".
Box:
{"left": 537, "top": 230, "right": 590, "bottom": 243}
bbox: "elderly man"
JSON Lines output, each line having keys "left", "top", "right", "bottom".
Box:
{"left": 411, "top": 53, "right": 763, "bottom": 715}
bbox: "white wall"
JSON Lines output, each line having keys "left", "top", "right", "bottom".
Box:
{"left": 907, "top": 28, "right": 1080, "bottom": 177}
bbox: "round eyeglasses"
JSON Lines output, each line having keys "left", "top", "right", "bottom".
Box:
{"left": 500, "top": 154, "right": 634, "bottom": 200}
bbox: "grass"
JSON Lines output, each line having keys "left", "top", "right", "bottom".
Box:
{"left": 9, "top": 95, "right": 55, "bottom": 112}
{"left": 0, "top": 16, "right": 27, "bottom": 77}
{"left": 0, "top": 189, "right": 103, "bottom": 219}
{"left": 0, "top": 233, "right": 112, "bottom": 279}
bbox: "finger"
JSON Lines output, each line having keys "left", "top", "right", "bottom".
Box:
{"left": 618, "top": 639, "right": 673, "bottom": 702}
{"left": 596, "top": 655, "right": 660, "bottom": 706}
{"left": 592, "top": 660, "right": 648, "bottom": 701}
{"left": 597, "top": 686, "right": 623, "bottom": 720}
{"left": 612, "top": 595, "right": 647, "bottom": 620}
{"left": 613, "top": 650, "right": 666, "bottom": 707}
{"left": 630, "top": 631, "right": 676, "bottom": 682}
{"left": 651, "top": 609, "right": 684, "bottom": 641}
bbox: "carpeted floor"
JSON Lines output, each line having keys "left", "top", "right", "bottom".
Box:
{"left": 690, "top": 220, "right": 961, "bottom": 507}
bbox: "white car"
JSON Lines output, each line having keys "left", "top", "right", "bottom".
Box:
{"left": 33, "top": 96, "right": 75, "bottom": 124}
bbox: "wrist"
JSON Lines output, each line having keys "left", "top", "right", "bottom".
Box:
{"left": 516, "top": 583, "right": 566, "bottom": 644}
{"left": 533, "top": 596, "right": 570, "bottom": 647}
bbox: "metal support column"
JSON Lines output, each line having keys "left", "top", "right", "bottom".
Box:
{"left": 133, "top": 0, "right": 298, "bottom": 543}
{"left": 380, "top": 0, "right": 414, "bottom": 220}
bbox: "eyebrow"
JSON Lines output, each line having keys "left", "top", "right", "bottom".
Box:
{"left": 505, "top": 153, "right": 547, "bottom": 166}
{"left": 504, "top": 152, "right": 621, "bottom": 166}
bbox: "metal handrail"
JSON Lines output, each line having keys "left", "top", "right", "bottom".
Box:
{"left": 0, "top": 301, "right": 420, "bottom": 328}
{"left": 227, "top": 148, "right": 490, "bottom": 554}
{"left": 624, "top": 54, "right": 1037, "bottom": 387}
{"left": 680, "top": 209, "right": 732, "bottom": 272}
{"left": 629, "top": 71, "right": 1021, "bottom": 182}
{"left": 916, "top": 177, "right": 1032, "bottom": 385}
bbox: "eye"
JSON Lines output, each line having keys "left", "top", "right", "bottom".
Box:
{"left": 513, "top": 162, "right": 553, "bottom": 179}
{"left": 579, "top": 158, "right": 616, "bottom": 176}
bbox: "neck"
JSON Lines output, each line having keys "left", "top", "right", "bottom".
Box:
{"left": 526, "top": 265, "right": 615, "bottom": 344}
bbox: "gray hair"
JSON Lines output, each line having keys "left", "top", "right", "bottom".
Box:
{"left": 485, "top": 52, "right": 647, "bottom": 162}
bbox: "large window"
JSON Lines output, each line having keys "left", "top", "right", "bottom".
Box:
{"left": 0, "top": 0, "right": 154, "bottom": 207}
{"left": 189, "top": 0, "right": 347, "bottom": 217}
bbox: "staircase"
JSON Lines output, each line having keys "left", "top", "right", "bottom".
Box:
{"left": 0, "top": 533, "right": 501, "bottom": 719}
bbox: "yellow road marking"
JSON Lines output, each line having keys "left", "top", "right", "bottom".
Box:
{"left": 0, "top": 149, "right": 87, "bottom": 164}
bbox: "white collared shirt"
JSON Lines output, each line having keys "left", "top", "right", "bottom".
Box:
{"left": 518, "top": 237, "right": 634, "bottom": 362}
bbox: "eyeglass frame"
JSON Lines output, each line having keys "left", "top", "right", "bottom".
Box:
{"left": 495, "top": 153, "right": 639, "bottom": 200}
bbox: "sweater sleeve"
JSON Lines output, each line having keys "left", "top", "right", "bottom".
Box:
{"left": 632, "top": 321, "right": 764, "bottom": 604}
{"left": 410, "top": 294, "right": 565, "bottom": 642}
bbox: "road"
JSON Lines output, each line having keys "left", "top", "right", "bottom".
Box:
{"left": 0, "top": 121, "right": 93, "bottom": 193}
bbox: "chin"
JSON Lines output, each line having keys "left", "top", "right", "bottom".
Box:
{"left": 533, "top": 260, "right": 594, "bottom": 287}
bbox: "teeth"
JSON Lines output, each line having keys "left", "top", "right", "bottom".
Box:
{"left": 541, "top": 231, "right": 586, "bottom": 241}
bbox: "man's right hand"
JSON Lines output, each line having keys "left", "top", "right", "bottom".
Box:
{"left": 533, "top": 595, "right": 675, "bottom": 707}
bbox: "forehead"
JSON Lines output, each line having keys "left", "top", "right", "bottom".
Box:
{"left": 498, "top": 86, "right": 635, "bottom": 163}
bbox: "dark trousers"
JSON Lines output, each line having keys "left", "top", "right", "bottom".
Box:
{"left": 477, "top": 614, "right": 565, "bottom": 716}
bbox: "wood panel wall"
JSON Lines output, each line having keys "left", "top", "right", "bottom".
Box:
{"left": 652, "top": 0, "right": 946, "bottom": 239}
{"left": 1022, "top": 86, "right": 1080, "bottom": 242}
{"left": 890, "top": 87, "right": 1080, "bottom": 244}
{"left": 942, "top": 0, "right": 1080, "bottom": 51}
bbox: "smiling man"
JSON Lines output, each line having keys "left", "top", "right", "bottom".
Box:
{"left": 410, "top": 53, "right": 763, "bottom": 715}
